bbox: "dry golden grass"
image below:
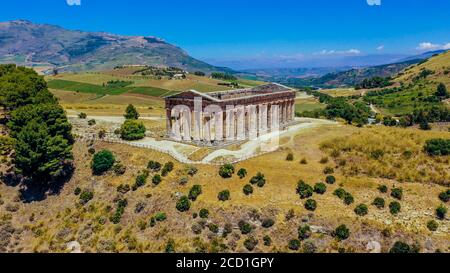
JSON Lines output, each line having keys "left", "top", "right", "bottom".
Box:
{"left": 320, "top": 88, "right": 364, "bottom": 97}
{"left": 1, "top": 124, "right": 448, "bottom": 253}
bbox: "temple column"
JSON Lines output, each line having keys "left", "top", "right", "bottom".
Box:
{"left": 203, "top": 116, "right": 211, "bottom": 142}
{"left": 236, "top": 106, "right": 245, "bottom": 140}
{"left": 182, "top": 110, "right": 191, "bottom": 141}
{"left": 248, "top": 105, "right": 258, "bottom": 140}
{"left": 172, "top": 111, "right": 181, "bottom": 141}
{"left": 214, "top": 111, "right": 224, "bottom": 141}
{"left": 226, "top": 107, "right": 235, "bottom": 141}
{"left": 259, "top": 104, "right": 268, "bottom": 136}
{"left": 166, "top": 108, "right": 172, "bottom": 136}
{"left": 193, "top": 110, "right": 202, "bottom": 141}
{"left": 291, "top": 100, "right": 296, "bottom": 121}
{"left": 267, "top": 104, "right": 272, "bottom": 132}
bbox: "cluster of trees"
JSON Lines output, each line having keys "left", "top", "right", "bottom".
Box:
{"left": 0, "top": 64, "right": 73, "bottom": 185}
{"left": 355, "top": 76, "right": 392, "bottom": 90}
{"left": 211, "top": 72, "right": 237, "bottom": 81}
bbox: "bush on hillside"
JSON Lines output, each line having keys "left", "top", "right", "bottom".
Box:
{"left": 120, "top": 120, "right": 146, "bottom": 140}
{"left": 91, "top": 150, "right": 115, "bottom": 175}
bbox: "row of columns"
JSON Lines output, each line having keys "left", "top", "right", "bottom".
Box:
{"left": 167, "top": 99, "right": 296, "bottom": 143}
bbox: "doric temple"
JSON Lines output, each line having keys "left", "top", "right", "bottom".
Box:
{"left": 164, "top": 83, "right": 296, "bottom": 145}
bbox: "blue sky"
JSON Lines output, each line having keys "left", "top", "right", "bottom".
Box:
{"left": 1, "top": 0, "right": 449, "bottom": 68}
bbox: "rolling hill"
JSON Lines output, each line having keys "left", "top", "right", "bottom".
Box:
{"left": 0, "top": 20, "right": 231, "bottom": 74}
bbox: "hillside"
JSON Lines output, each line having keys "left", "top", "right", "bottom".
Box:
{"left": 278, "top": 59, "right": 422, "bottom": 89}
{"left": 0, "top": 20, "right": 230, "bottom": 74}
{"left": 363, "top": 51, "right": 450, "bottom": 116}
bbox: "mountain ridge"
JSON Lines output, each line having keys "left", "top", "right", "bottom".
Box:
{"left": 0, "top": 20, "right": 230, "bottom": 74}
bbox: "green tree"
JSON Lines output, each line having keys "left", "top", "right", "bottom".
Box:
{"left": 120, "top": 120, "right": 146, "bottom": 140}
{"left": 176, "top": 196, "right": 191, "bottom": 212}
{"left": 333, "top": 225, "right": 350, "bottom": 241}
{"left": 188, "top": 185, "right": 202, "bottom": 201}
{"left": 91, "top": 150, "right": 115, "bottom": 175}
{"left": 237, "top": 168, "right": 248, "bottom": 179}
{"left": 124, "top": 104, "right": 139, "bottom": 120}
{"left": 14, "top": 121, "right": 73, "bottom": 182}
{"left": 219, "top": 164, "right": 235, "bottom": 178}
{"left": 436, "top": 83, "right": 449, "bottom": 98}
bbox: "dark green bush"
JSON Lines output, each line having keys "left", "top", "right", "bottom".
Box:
{"left": 238, "top": 220, "right": 253, "bottom": 234}
{"left": 314, "top": 183, "right": 327, "bottom": 194}
{"left": 243, "top": 184, "right": 254, "bottom": 195}
{"left": 343, "top": 193, "right": 354, "bottom": 205}
{"left": 261, "top": 218, "right": 275, "bottom": 228}
{"left": 389, "top": 201, "right": 401, "bottom": 215}
{"left": 113, "top": 163, "right": 126, "bottom": 175}
{"left": 391, "top": 188, "right": 403, "bottom": 200}
{"left": 243, "top": 237, "right": 258, "bottom": 251}
{"left": 302, "top": 241, "right": 317, "bottom": 253}
{"left": 110, "top": 199, "right": 128, "bottom": 224}
{"left": 286, "top": 153, "right": 294, "bottom": 161}
{"left": 325, "top": 175, "right": 336, "bottom": 184}
{"left": 354, "top": 204, "right": 369, "bottom": 216}
{"left": 78, "top": 112, "right": 87, "bottom": 119}
{"left": 250, "top": 172, "right": 266, "bottom": 188}
{"left": 436, "top": 205, "right": 447, "bottom": 220}
{"left": 323, "top": 167, "right": 334, "bottom": 174}
{"left": 208, "top": 223, "right": 219, "bottom": 234}
{"left": 427, "top": 220, "right": 439, "bottom": 232}
{"left": 199, "top": 208, "right": 209, "bottom": 219}
{"left": 124, "top": 104, "right": 140, "bottom": 120}
{"left": 152, "top": 174, "right": 162, "bottom": 185}
{"left": 333, "top": 225, "right": 350, "bottom": 241}
{"left": 147, "top": 160, "right": 162, "bottom": 172}
{"left": 162, "top": 162, "right": 174, "bottom": 176}
{"left": 79, "top": 189, "right": 94, "bottom": 204}
{"left": 91, "top": 150, "right": 115, "bottom": 175}
{"left": 188, "top": 185, "right": 202, "bottom": 201}
{"left": 218, "top": 190, "right": 230, "bottom": 201}
{"left": 298, "top": 225, "right": 311, "bottom": 240}
{"left": 155, "top": 212, "right": 167, "bottom": 222}
{"left": 120, "top": 120, "right": 146, "bottom": 140}
{"left": 74, "top": 187, "right": 81, "bottom": 196}
{"left": 219, "top": 164, "right": 235, "bottom": 178}
{"left": 389, "top": 241, "right": 412, "bottom": 253}
{"left": 176, "top": 196, "right": 191, "bottom": 212}
{"left": 372, "top": 197, "right": 385, "bottom": 209}
{"left": 378, "top": 185, "right": 388, "bottom": 193}
{"left": 424, "top": 139, "right": 450, "bottom": 156}
{"left": 263, "top": 235, "right": 272, "bottom": 246}
{"left": 304, "top": 199, "right": 317, "bottom": 211}
{"left": 297, "top": 181, "right": 313, "bottom": 199}
{"left": 134, "top": 170, "right": 149, "bottom": 189}
{"left": 438, "top": 191, "right": 449, "bottom": 203}
{"left": 288, "top": 239, "right": 301, "bottom": 251}
{"left": 237, "top": 168, "right": 248, "bottom": 179}
{"left": 165, "top": 239, "right": 175, "bottom": 253}
{"left": 334, "top": 188, "right": 346, "bottom": 199}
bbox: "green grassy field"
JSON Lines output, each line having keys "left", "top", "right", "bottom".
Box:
{"left": 295, "top": 97, "right": 326, "bottom": 113}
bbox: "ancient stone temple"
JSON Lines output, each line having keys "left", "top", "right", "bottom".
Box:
{"left": 164, "top": 83, "right": 296, "bottom": 145}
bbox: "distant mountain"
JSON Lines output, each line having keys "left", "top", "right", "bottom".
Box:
{"left": 0, "top": 20, "right": 230, "bottom": 73}
{"left": 399, "top": 50, "right": 447, "bottom": 62}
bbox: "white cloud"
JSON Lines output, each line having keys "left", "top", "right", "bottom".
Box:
{"left": 376, "top": 45, "right": 384, "bottom": 51}
{"left": 66, "top": 0, "right": 81, "bottom": 6}
{"left": 417, "top": 42, "right": 450, "bottom": 51}
{"left": 315, "top": 49, "right": 361, "bottom": 56}
{"left": 367, "top": 0, "right": 381, "bottom": 6}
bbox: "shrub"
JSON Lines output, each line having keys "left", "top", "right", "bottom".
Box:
{"left": 110, "top": 199, "right": 127, "bottom": 224}
{"left": 378, "top": 185, "right": 388, "bottom": 193}
{"left": 237, "top": 168, "right": 247, "bottom": 179}
{"left": 304, "top": 199, "right": 317, "bottom": 211}
{"left": 218, "top": 190, "right": 230, "bottom": 201}
{"left": 296, "top": 181, "right": 313, "bottom": 199}
{"left": 223, "top": 223, "right": 233, "bottom": 238}
{"left": 298, "top": 225, "right": 311, "bottom": 240}
{"left": 147, "top": 161, "right": 162, "bottom": 172}
{"left": 424, "top": 139, "right": 450, "bottom": 156}
{"left": 88, "top": 119, "right": 96, "bottom": 126}
{"left": 300, "top": 158, "right": 308, "bottom": 165}
{"left": 208, "top": 224, "right": 219, "bottom": 234}
{"left": 162, "top": 162, "right": 174, "bottom": 177}
{"left": 91, "top": 150, "right": 115, "bottom": 175}
{"left": 389, "top": 241, "right": 412, "bottom": 253}
{"left": 319, "top": 157, "right": 329, "bottom": 164}
{"left": 288, "top": 239, "right": 301, "bottom": 251}
{"left": 391, "top": 188, "right": 403, "bottom": 200}
{"left": 219, "top": 164, "right": 235, "bottom": 178}
{"left": 165, "top": 239, "right": 175, "bottom": 253}
{"left": 325, "top": 175, "right": 336, "bottom": 184}
{"left": 176, "top": 196, "right": 191, "bottom": 212}
{"left": 186, "top": 165, "right": 198, "bottom": 176}
{"left": 88, "top": 147, "right": 96, "bottom": 155}
{"left": 436, "top": 205, "right": 447, "bottom": 220}
{"left": 199, "top": 209, "right": 209, "bottom": 219}
{"left": 243, "top": 184, "right": 254, "bottom": 195}
{"left": 188, "top": 185, "right": 202, "bottom": 201}
{"left": 152, "top": 174, "right": 162, "bottom": 185}
{"left": 238, "top": 220, "right": 253, "bottom": 234}
{"left": 250, "top": 172, "right": 266, "bottom": 188}
{"left": 333, "top": 188, "right": 346, "bottom": 199}
{"left": 333, "top": 225, "right": 350, "bottom": 241}
{"left": 120, "top": 120, "right": 146, "bottom": 141}
{"left": 389, "top": 201, "right": 401, "bottom": 215}
{"left": 263, "top": 235, "right": 272, "bottom": 246}
{"left": 372, "top": 197, "right": 385, "bottom": 209}
{"left": 244, "top": 237, "right": 258, "bottom": 251}
{"left": 124, "top": 104, "right": 140, "bottom": 120}
{"left": 261, "top": 218, "right": 275, "bottom": 228}
{"left": 155, "top": 212, "right": 167, "bottom": 222}
{"left": 79, "top": 189, "right": 94, "bottom": 204}
{"left": 314, "top": 183, "right": 327, "bottom": 194}
{"left": 354, "top": 204, "right": 368, "bottom": 216}
{"left": 286, "top": 153, "right": 294, "bottom": 161}
{"left": 343, "top": 193, "right": 354, "bottom": 205}
{"left": 302, "top": 241, "right": 317, "bottom": 253}
{"left": 439, "top": 191, "right": 449, "bottom": 203}
{"left": 323, "top": 167, "right": 334, "bottom": 174}
{"left": 74, "top": 187, "right": 81, "bottom": 196}
{"left": 134, "top": 170, "right": 149, "bottom": 189}
{"left": 117, "top": 184, "right": 130, "bottom": 194}
{"left": 78, "top": 112, "right": 87, "bottom": 119}
{"left": 113, "top": 163, "right": 126, "bottom": 175}
{"left": 427, "top": 220, "right": 439, "bottom": 232}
